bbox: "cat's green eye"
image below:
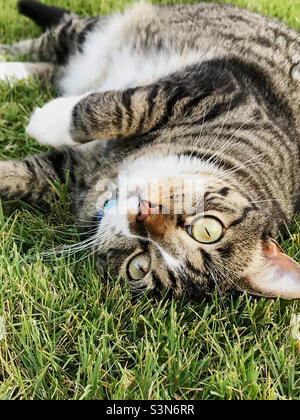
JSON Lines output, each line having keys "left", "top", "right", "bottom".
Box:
{"left": 189, "top": 216, "right": 224, "bottom": 244}
{"left": 127, "top": 253, "right": 151, "bottom": 280}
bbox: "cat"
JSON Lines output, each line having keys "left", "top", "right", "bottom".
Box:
{"left": 0, "top": 0, "right": 300, "bottom": 300}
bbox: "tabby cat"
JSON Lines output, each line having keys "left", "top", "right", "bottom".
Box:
{"left": 0, "top": 0, "right": 300, "bottom": 300}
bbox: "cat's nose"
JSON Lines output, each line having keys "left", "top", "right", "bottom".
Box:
{"left": 136, "top": 200, "right": 159, "bottom": 222}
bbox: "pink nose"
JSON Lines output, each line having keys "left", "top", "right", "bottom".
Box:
{"left": 136, "top": 200, "right": 159, "bottom": 222}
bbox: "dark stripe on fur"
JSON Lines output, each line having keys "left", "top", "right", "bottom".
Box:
{"left": 229, "top": 206, "right": 254, "bottom": 227}
{"left": 152, "top": 271, "right": 166, "bottom": 295}
{"left": 167, "top": 269, "right": 178, "bottom": 289}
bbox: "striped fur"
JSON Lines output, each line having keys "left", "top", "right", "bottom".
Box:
{"left": 0, "top": 1, "right": 300, "bottom": 300}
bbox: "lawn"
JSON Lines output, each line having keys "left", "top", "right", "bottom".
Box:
{"left": 0, "top": 0, "right": 299, "bottom": 400}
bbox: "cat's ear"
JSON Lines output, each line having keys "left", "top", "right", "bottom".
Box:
{"left": 248, "top": 238, "right": 300, "bottom": 299}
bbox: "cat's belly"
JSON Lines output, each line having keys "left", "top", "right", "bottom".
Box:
{"left": 58, "top": 3, "right": 216, "bottom": 96}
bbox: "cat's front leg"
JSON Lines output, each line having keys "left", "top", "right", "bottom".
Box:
{"left": 26, "top": 83, "right": 169, "bottom": 147}
{"left": 0, "top": 159, "right": 55, "bottom": 203}
{"left": 0, "top": 148, "right": 78, "bottom": 204}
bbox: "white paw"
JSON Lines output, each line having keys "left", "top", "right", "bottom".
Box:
{"left": 26, "top": 96, "right": 82, "bottom": 148}
{"left": 0, "top": 62, "right": 30, "bottom": 83}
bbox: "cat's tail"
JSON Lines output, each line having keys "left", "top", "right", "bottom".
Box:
{"left": 18, "top": 0, "right": 75, "bottom": 32}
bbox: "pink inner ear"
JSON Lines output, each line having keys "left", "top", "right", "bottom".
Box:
{"left": 264, "top": 238, "right": 284, "bottom": 257}
{"left": 249, "top": 239, "right": 300, "bottom": 300}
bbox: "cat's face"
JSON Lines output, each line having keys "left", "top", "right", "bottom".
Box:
{"left": 81, "top": 155, "right": 300, "bottom": 300}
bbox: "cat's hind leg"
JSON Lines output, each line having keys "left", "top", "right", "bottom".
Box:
{"left": 3, "top": 1, "right": 101, "bottom": 66}
{"left": 1, "top": 0, "right": 99, "bottom": 65}
{"left": 0, "top": 142, "right": 104, "bottom": 207}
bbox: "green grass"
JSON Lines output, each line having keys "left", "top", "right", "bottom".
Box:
{"left": 0, "top": 0, "right": 299, "bottom": 400}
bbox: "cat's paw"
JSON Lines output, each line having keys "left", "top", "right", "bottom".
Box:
{"left": 0, "top": 62, "right": 30, "bottom": 82}
{"left": 26, "top": 96, "right": 82, "bottom": 148}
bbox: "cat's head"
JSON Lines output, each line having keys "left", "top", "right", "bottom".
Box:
{"left": 82, "top": 154, "right": 300, "bottom": 300}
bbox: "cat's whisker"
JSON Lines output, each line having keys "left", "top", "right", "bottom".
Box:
{"left": 51, "top": 227, "right": 98, "bottom": 236}
{"left": 189, "top": 116, "right": 257, "bottom": 172}
{"left": 195, "top": 124, "right": 258, "bottom": 173}
{"left": 49, "top": 219, "right": 120, "bottom": 256}
{"left": 219, "top": 154, "right": 264, "bottom": 177}
{"left": 209, "top": 271, "right": 227, "bottom": 310}
{"left": 40, "top": 233, "right": 100, "bottom": 258}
